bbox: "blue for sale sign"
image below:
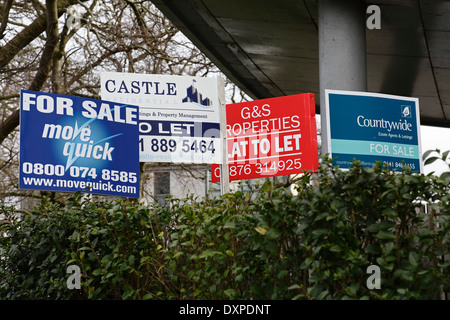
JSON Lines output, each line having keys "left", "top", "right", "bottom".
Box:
{"left": 19, "top": 90, "right": 140, "bottom": 197}
{"left": 325, "top": 89, "right": 423, "bottom": 172}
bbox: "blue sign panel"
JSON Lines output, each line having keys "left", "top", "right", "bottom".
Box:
{"left": 325, "top": 90, "right": 423, "bottom": 172}
{"left": 20, "top": 90, "right": 140, "bottom": 197}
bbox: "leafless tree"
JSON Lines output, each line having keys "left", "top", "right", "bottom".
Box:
{"left": 0, "top": 0, "right": 244, "bottom": 208}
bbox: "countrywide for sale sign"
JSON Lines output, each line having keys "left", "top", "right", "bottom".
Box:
{"left": 325, "top": 89, "right": 423, "bottom": 172}
{"left": 212, "top": 93, "right": 319, "bottom": 182}
{"left": 19, "top": 90, "right": 140, "bottom": 198}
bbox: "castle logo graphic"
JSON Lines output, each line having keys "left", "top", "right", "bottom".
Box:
{"left": 182, "top": 80, "right": 212, "bottom": 107}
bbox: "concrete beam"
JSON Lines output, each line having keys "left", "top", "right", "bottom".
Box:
{"left": 319, "top": 0, "right": 367, "bottom": 155}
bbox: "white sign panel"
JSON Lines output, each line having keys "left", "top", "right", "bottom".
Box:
{"left": 100, "top": 72, "right": 222, "bottom": 164}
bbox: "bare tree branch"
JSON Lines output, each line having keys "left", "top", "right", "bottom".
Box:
{"left": 0, "top": 0, "right": 61, "bottom": 144}
{"left": 0, "top": 0, "right": 86, "bottom": 70}
{"left": 0, "top": 0, "right": 14, "bottom": 39}
{"left": 29, "top": 0, "right": 59, "bottom": 92}
{"left": 0, "top": 0, "right": 243, "bottom": 205}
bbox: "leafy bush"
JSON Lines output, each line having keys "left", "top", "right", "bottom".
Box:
{"left": 290, "top": 157, "right": 449, "bottom": 299}
{"left": 0, "top": 155, "right": 448, "bottom": 300}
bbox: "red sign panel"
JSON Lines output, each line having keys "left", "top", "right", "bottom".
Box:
{"left": 212, "top": 93, "right": 318, "bottom": 182}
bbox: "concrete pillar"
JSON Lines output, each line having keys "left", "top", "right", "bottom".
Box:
{"left": 318, "top": 0, "right": 367, "bottom": 155}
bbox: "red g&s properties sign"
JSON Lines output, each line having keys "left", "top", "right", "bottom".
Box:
{"left": 212, "top": 93, "right": 319, "bottom": 182}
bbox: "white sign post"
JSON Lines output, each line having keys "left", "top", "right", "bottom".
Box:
{"left": 217, "top": 77, "right": 229, "bottom": 194}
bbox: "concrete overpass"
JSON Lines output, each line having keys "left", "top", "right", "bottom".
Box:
{"left": 152, "top": 0, "right": 450, "bottom": 135}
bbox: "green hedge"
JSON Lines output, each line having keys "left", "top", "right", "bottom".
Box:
{"left": 1, "top": 155, "right": 449, "bottom": 300}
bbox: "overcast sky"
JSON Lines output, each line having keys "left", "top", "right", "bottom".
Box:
{"left": 420, "top": 125, "right": 450, "bottom": 175}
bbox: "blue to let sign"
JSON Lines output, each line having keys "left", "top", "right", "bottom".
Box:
{"left": 19, "top": 90, "right": 140, "bottom": 197}
{"left": 325, "top": 90, "right": 423, "bottom": 172}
